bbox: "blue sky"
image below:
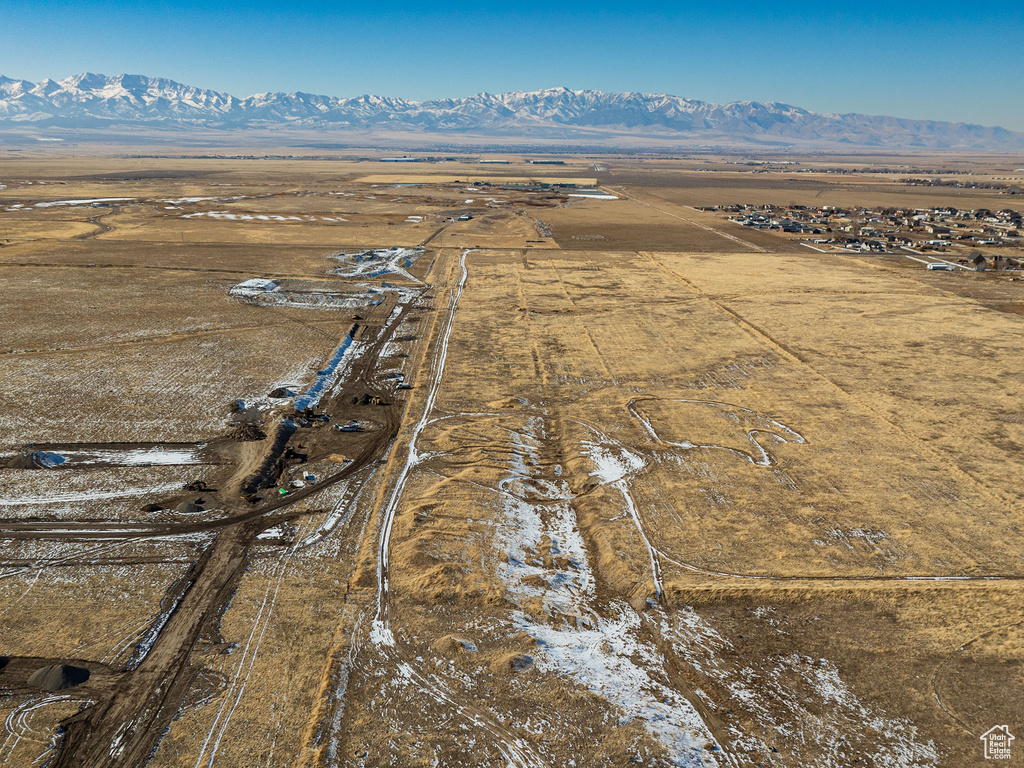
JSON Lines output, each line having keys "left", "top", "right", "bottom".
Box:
{"left": 3, "top": 1, "right": 1023, "bottom": 129}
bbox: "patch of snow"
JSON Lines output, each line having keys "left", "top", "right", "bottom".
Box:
{"left": 34, "top": 197, "right": 134, "bottom": 207}
{"left": 57, "top": 446, "right": 205, "bottom": 467}
{"left": 231, "top": 277, "right": 278, "bottom": 293}
{"left": 581, "top": 440, "right": 646, "bottom": 485}
{"left": 181, "top": 210, "right": 345, "bottom": 223}
{"left": 519, "top": 607, "right": 718, "bottom": 767}
{"left": 0, "top": 482, "right": 180, "bottom": 507}
{"left": 490, "top": 415, "right": 720, "bottom": 764}
{"left": 661, "top": 613, "right": 940, "bottom": 766}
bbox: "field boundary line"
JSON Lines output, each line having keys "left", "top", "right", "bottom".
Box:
{"left": 639, "top": 250, "right": 1018, "bottom": 519}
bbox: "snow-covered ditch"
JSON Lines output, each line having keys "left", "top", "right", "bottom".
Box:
{"left": 0, "top": 482, "right": 181, "bottom": 507}
{"left": 493, "top": 416, "right": 720, "bottom": 766}
{"left": 293, "top": 331, "right": 365, "bottom": 412}
{"left": 0, "top": 465, "right": 220, "bottom": 524}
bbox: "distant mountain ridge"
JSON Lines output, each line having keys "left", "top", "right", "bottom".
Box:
{"left": 1, "top": 73, "right": 1021, "bottom": 150}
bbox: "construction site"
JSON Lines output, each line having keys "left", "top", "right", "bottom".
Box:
{"left": 0, "top": 149, "right": 1022, "bottom": 767}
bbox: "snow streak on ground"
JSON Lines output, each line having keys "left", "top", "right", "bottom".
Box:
{"left": 373, "top": 250, "right": 468, "bottom": 643}
{"left": 628, "top": 399, "right": 805, "bottom": 467}
{"left": 517, "top": 608, "right": 716, "bottom": 766}
{"left": 292, "top": 472, "right": 371, "bottom": 553}
{"left": 192, "top": 546, "right": 297, "bottom": 768}
{"left": 159, "top": 196, "right": 247, "bottom": 205}
{"left": 578, "top": 432, "right": 663, "bottom": 598}
{"left": 0, "top": 483, "right": 181, "bottom": 507}
{"left": 48, "top": 446, "right": 206, "bottom": 467}
{"left": 0, "top": 694, "right": 93, "bottom": 765}
{"left": 33, "top": 197, "right": 135, "bottom": 208}
{"left": 494, "top": 417, "right": 719, "bottom": 766}
{"left": 661, "top": 608, "right": 939, "bottom": 767}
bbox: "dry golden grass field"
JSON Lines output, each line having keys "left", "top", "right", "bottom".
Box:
{"left": 0, "top": 148, "right": 1022, "bottom": 768}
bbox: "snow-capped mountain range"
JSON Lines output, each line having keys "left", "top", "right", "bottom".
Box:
{"left": 0, "top": 73, "right": 1020, "bottom": 149}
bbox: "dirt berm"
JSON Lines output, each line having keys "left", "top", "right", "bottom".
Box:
{"left": 27, "top": 664, "right": 90, "bottom": 690}
{"left": 240, "top": 419, "right": 297, "bottom": 496}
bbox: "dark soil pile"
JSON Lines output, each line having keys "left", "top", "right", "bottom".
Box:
{"left": 5, "top": 454, "right": 34, "bottom": 469}
{"left": 27, "top": 664, "right": 90, "bottom": 690}
{"left": 240, "top": 420, "right": 297, "bottom": 496}
{"left": 226, "top": 423, "right": 267, "bottom": 442}
{"left": 175, "top": 498, "right": 205, "bottom": 515}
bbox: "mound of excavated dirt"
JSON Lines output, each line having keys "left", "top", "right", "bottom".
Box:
{"left": 175, "top": 498, "right": 205, "bottom": 515}
{"left": 27, "top": 664, "right": 90, "bottom": 690}
{"left": 226, "top": 423, "right": 267, "bottom": 442}
{"left": 269, "top": 387, "right": 295, "bottom": 399}
{"left": 240, "top": 420, "right": 297, "bottom": 497}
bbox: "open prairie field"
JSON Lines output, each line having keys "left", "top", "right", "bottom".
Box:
{"left": 0, "top": 149, "right": 1022, "bottom": 768}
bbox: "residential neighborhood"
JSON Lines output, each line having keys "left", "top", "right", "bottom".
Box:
{"left": 702, "top": 203, "right": 1024, "bottom": 266}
